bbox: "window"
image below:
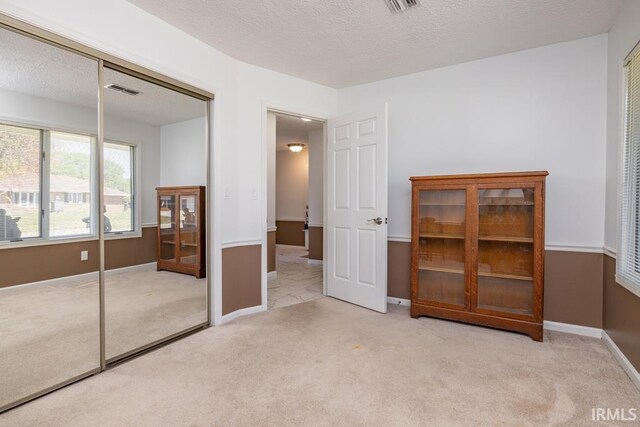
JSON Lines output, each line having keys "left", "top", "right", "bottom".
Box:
{"left": 104, "top": 141, "right": 135, "bottom": 234}
{"left": 49, "top": 131, "right": 94, "bottom": 237}
{"left": 0, "top": 122, "right": 138, "bottom": 244}
{"left": 618, "top": 44, "right": 640, "bottom": 296}
{"left": 0, "top": 124, "right": 42, "bottom": 241}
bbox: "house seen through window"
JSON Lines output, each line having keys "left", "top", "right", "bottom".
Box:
{"left": 0, "top": 122, "right": 136, "bottom": 243}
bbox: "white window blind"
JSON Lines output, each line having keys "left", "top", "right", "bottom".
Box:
{"left": 618, "top": 44, "right": 640, "bottom": 296}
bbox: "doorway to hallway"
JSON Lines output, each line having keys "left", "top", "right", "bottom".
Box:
{"left": 265, "top": 110, "right": 325, "bottom": 310}
{"left": 268, "top": 245, "right": 323, "bottom": 309}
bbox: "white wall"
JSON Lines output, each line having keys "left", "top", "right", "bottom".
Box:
{"left": 276, "top": 149, "right": 308, "bottom": 221}
{"left": 266, "top": 112, "right": 276, "bottom": 229}
{"left": 159, "top": 117, "right": 206, "bottom": 187}
{"left": 605, "top": 0, "right": 640, "bottom": 252}
{"left": 338, "top": 35, "right": 608, "bottom": 249}
{"left": 307, "top": 129, "right": 323, "bottom": 226}
{"left": 0, "top": 87, "right": 161, "bottom": 226}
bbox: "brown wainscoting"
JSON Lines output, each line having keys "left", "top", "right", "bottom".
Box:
{"left": 543, "top": 250, "right": 603, "bottom": 328}
{"left": 386, "top": 241, "right": 604, "bottom": 327}
{"left": 105, "top": 226, "right": 157, "bottom": 270}
{"left": 222, "top": 244, "right": 262, "bottom": 315}
{"left": 0, "top": 240, "right": 99, "bottom": 288}
{"left": 603, "top": 254, "right": 640, "bottom": 372}
{"left": 267, "top": 231, "right": 276, "bottom": 273}
{"left": 309, "top": 226, "right": 323, "bottom": 260}
{"left": 275, "top": 220, "right": 305, "bottom": 246}
{"left": 388, "top": 241, "right": 411, "bottom": 300}
{"left": 0, "top": 226, "right": 157, "bottom": 288}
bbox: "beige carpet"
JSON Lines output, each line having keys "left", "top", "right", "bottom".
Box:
{"left": 1, "top": 298, "right": 638, "bottom": 426}
{"left": 0, "top": 266, "right": 206, "bottom": 409}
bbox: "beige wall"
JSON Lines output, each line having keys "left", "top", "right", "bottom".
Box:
{"left": 276, "top": 149, "right": 308, "bottom": 222}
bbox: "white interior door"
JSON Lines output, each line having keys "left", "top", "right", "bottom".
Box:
{"left": 326, "top": 104, "right": 388, "bottom": 313}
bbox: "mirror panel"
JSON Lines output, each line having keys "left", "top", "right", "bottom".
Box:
{"left": 102, "top": 67, "right": 207, "bottom": 362}
{"left": 0, "top": 27, "right": 100, "bottom": 410}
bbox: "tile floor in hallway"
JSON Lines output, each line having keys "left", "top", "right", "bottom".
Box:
{"left": 268, "top": 245, "right": 323, "bottom": 310}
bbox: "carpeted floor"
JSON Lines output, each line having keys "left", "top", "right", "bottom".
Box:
{"left": 0, "top": 265, "right": 206, "bottom": 409}
{"left": 1, "top": 297, "right": 638, "bottom": 426}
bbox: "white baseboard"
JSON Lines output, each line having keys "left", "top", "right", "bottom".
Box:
{"left": 602, "top": 331, "right": 640, "bottom": 392}
{"left": 267, "top": 271, "right": 277, "bottom": 279}
{"left": 387, "top": 297, "right": 411, "bottom": 306}
{"left": 307, "top": 259, "right": 323, "bottom": 266}
{"left": 220, "top": 305, "right": 265, "bottom": 324}
{"left": 543, "top": 320, "right": 603, "bottom": 338}
{"left": 105, "top": 262, "right": 157, "bottom": 276}
{"left": 4, "top": 262, "right": 158, "bottom": 290}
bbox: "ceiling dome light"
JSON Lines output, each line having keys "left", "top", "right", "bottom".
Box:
{"left": 288, "top": 143, "right": 305, "bottom": 153}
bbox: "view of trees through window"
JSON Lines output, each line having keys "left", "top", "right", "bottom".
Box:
{"left": 0, "top": 123, "right": 134, "bottom": 242}
{"left": 0, "top": 124, "right": 41, "bottom": 241}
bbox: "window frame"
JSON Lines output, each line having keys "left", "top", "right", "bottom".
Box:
{"left": 0, "top": 120, "right": 142, "bottom": 248}
{"left": 616, "top": 40, "right": 640, "bottom": 299}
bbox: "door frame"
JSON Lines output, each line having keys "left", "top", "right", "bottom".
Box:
{"left": 260, "top": 102, "right": 329, "bottom": 311}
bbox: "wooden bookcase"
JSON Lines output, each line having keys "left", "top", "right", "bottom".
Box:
{"left": 156, "top": 186, "right": 206, "bottom": 278}
{"left": 409, "top": 172, "right": 548, "bottom": 341}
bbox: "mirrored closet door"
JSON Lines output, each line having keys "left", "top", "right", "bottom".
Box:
{"left": 0, "top": 27, "right": 101, "bottom": 410}
{"left": 0, "top": 20, "right": 211, "bottom": 413}
{"left": 101, "top": 66, "right": 208, "bottom": 362}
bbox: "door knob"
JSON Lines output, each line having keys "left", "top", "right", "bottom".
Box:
{"left": 368, "top": 217, "right": 383, "bottom": 225}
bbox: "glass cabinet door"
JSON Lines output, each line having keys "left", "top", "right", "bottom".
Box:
{"left": 178, "top": 194, "right": 198, "bottom": 265}
{"left": 159, "top": 194, "right": 177, "bottom": 263}
{"left": 476, "top": 187, "right": 535, "bottom": 317}
{"left": 417, "top": 189, "right": 467, "bottom": 308}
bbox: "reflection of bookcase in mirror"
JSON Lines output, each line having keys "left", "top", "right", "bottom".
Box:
{"left": 156, "top": 186, "right": 206, "bottom": 278}
{"left": 409, "top": 172, "right": 548, "bottom": 341}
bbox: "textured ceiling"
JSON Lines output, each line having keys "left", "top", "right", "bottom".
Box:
{"left": 275, "top": 112, "right": 323, "bottom": 151}
{"left": 0, "top": 27, "right": 205, "bottom": 126}
{"left": 127, "top": 0, "right": 623, "bottom": 88}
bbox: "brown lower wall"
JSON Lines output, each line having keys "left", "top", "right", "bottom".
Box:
{"left": 0, "top": 226, "right": 157, "bottom": 288}
{"left": 309, "top": 226, "right": 323, "bottom": 260}
{"left": 387, "top": 241, "right": 604, "bottom": 328}
{"left": 276, "top": 220, "right": 305, "bottom": 246}
{"left": 388, "top": 241, "right": 412, "bottom": 300}
{"left": 267, "top": 231, "right": 276, "bottom": 273}
{"left": 543, "top": 250, "right": 603, "bottom": 328}
{"left": 603, "top": 254, "right": 640, "bottom": 372}
{"left": 222, "top": 244, "right": 262, "bottom": 315}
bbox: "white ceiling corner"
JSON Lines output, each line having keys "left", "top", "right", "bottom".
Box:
{"left": 127, "top": 0, "right": 623, "bottom": 88}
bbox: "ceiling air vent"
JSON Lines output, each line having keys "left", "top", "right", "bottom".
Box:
{"left": 384, "top": 0, "right": 420, "bottom": 14}
{"left": 105, "top": 84, "right": 140, "bottom": 96}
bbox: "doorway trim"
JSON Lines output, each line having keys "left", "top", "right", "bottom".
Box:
{"left": 261, "top": 102, "right": 329, "bottom": 312}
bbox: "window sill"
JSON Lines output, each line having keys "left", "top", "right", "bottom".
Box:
{"left": 104, "top": 231, "right": 142, "bottom": 240}
{"left": 0, "top": 235, "right": 98, "bottom": 250}
{"left": 0, "top": 230, "right": 144, "bottom": 249}
{"left": 615, "top": 275, "right": 640, "bottom": 299}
